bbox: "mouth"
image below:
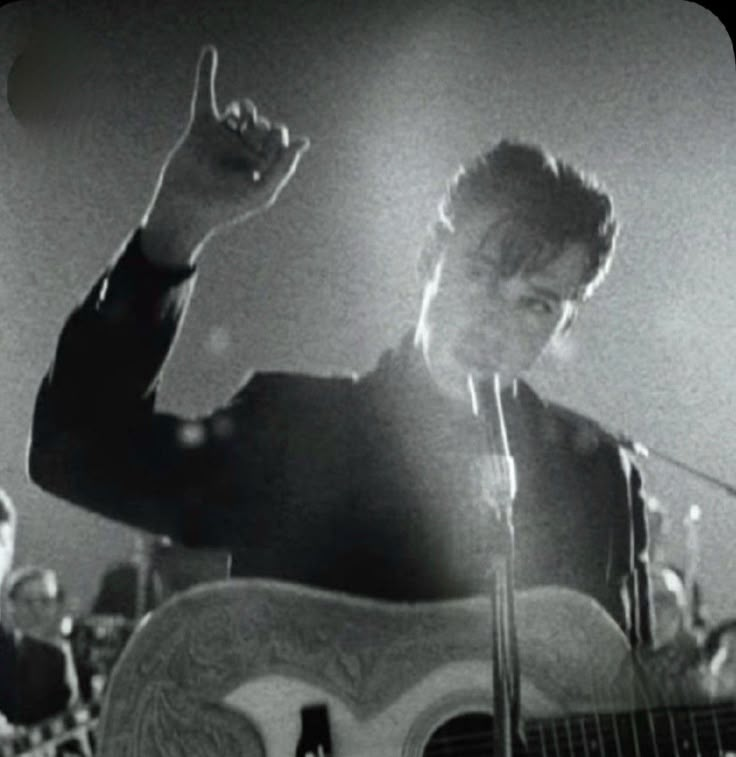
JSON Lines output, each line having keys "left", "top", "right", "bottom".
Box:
{"left": 452, "top": 339, "right": 500, "bottom": 375}
{"left": 452, "top": 332, "right": 534, "bottom": 380}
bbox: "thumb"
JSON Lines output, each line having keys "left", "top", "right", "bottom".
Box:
{"left": 263, "top": 136, "right": 311, "bottom": 194}
{"left": 191, "top": 44, "right": 219, "bottom": 121}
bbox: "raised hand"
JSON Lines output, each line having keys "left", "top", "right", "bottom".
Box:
{"left": 144, "top": 45, "right": 310, "bottom": 263}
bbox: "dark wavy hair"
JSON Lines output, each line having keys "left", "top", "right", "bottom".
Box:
{"left": 420, "top": 140, "right": 618, "bottom": 302}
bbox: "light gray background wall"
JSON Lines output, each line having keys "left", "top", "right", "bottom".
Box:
{"left": 0, "top": 0, "right": 734, "bottom": 618}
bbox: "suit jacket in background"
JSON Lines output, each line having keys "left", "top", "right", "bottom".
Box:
{"left": 0, "top": 627, "right": 75, "bottom": 725}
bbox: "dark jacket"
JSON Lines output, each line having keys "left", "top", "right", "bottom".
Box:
{"left": 0, "top": 628, "right": 74, "bottom": 725}
{"left": 28, "top": 228, "right": 652, "bottom": 645}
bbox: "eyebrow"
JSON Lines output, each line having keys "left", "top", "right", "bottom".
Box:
{"left": 527, "top": 284, "right": 563, "bottom": 303}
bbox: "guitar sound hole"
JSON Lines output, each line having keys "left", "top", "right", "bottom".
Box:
{"left": 423, "top": 713, "right": 494, "bottom": 757}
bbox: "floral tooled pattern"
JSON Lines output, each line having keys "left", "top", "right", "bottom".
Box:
{"left": 169, "top": 605, "right": 245, "bottom": 695}
{"left": 101, "top": 681, "right": 264, "bottom": 757}
{"left": 98, "top": 580, "right": 492, "bottom": 754}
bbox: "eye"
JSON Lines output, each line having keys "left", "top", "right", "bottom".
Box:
{"left": 466, "top": 256, "right": 495, "bottom": 279}
{"left": 521, "top": 297, "right": 554, "bottom": 315}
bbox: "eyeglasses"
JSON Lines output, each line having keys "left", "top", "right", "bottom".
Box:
{"left": 12, "top": 594, "right": 59, "bottom": 606}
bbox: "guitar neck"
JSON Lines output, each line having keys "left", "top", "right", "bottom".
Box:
{"left": 0, "top": 701, "right": 100, "bottom": 757}
{"left": 522, "top": 701, "right": 736, "bottom": 756}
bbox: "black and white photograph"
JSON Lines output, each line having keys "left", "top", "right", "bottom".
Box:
{"left": 0, "top": 0, "right": 734, "bottom": 753}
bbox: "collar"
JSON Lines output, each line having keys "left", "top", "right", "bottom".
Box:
{"left": 374, "top": 330, "right": 546, "bottom": 413}
{"left": 364, "top": 331, "right": 550, "bottom": 457}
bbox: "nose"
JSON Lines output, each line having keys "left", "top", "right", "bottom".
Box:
{"left": 496, "top": 274, "right": 527, "bottom": 303}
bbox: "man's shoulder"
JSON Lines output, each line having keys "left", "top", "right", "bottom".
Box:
{"left": 243, "top": 368, "right": 359, "bottom": 392}
{"left": 10, "top": 633, "right": 66, "bottom": 679}
{"left": 227, "top": 368, "right": 360, "bottom": 413}
{"left": 519, "top": 382, "right": 624, "bottom": 459}
{"left": 17, "top": 633, "right": 65, "bottom": 659}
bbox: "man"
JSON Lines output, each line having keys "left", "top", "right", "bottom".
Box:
{"left": 637, "top": 565, "right": 713, "bottom": 704}
{"left": 5, "top": 566, "right": 86, "bottom": 706}
{"left": 0, "top": 496, "right": 77, "bottom": 727}
{"left": 28, "top": 46, "right": 651, "bottom": 646}
{"left": 6, "top": 567, "right": 68, "bottom": 644}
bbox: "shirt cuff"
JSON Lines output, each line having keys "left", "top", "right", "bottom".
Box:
{"left": 94, "top": 228, "right": 197, "bottom": 320}
{"left": 123, "top": 227, "right": 198, "bottom": 284}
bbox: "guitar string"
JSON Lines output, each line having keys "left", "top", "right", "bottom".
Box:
{"left": 629, "top": 705, "right": 642, "bottom": 757}
{"left": 551, "top": 708, "right": 563, "bottom": 756}
{"left": 593, "top": 704, "right": 606, "bottom": 757}
{"left": 424, "top": 721, "right": 736, "bottom": 753}
{"left": 576, "top": 715, "right": 590, "bottom": 757}
{"left": 538, "top": 719, "right": 549, "bottom": 757}
{"left": 667, "top": 707, "right": 682, "bottom": 757}
{"left": 690, "top": 708, "right": 702, "bottom": 756}
{"left": 423, "top": 700, "right": 736, "bottom": 738}
{"left": 645, "top": 706, "right": 661, "bottom": 757}
{"left": 610, "top": 701, "right": 623, "bottom": 757}
{"left": 423, "top": 721, "right": 735, "bottom": 757}
{"left": 422, "top": 709, "right": 736, "bottom": 754}
{"left": 422, "top": 730, "right": 734, "bottom": 757}
{"left": 712, "top": 707, "right": 724, "bottom": 755}
{"left": 424, "top": 732, "right": 735, "bottom": 757}
{"left": 564, "top": 715, "right": 575, "bottom": 757}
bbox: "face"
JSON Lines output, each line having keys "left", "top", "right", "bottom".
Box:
{"left": 10, "top": 575, "right": 63, "bottom": 641}
{"left": 417, "top": 210, "right": 588, "bottom": 402}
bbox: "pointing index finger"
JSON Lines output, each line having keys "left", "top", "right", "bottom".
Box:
{"left": 191, "top": 44, "right": 219, "bottom": 120}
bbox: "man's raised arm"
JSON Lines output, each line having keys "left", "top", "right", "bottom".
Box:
{"left": 27, "top": 46, "right": 309, "bottom": 541}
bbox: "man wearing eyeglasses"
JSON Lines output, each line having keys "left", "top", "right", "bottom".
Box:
{"left": 0, "top": 496, "right": 78, "bottom": 728}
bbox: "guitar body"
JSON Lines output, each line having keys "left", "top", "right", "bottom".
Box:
{"left": 96, "top": 580, "right": 642, "bottom": 757}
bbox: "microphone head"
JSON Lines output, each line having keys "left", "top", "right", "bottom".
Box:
{"left": 468, "top": 373, "right": 512, "bottom": 459}
{"left": 466, "top": 373, "right": 501, "bottom": 416}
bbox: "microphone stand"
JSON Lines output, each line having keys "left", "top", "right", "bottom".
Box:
{"left": 469, "top": 374, "right": 522, "bottom": 757}
{"left": 619, "top": 438, "right": 736, "bottom": 500}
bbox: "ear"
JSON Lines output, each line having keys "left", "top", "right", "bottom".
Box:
{"left": 558, "top": 302, "right": 579, "bottom": 336}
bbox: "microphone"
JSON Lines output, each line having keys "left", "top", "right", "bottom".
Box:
{"left": 469, "top": 373, "right": 522, "bottom": 757}
{"left": 468, "top": 373, "right": 517, "bottom": 510}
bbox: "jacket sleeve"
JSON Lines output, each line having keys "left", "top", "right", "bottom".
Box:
{"left": 27, "top": 228, "right": 273, "bottom": 547}
{"left": 44, "top": 642, "right": 77, "bottom": 717}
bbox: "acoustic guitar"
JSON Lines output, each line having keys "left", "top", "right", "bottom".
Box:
{"left": 95, "top": 580, "right": 736, "bottom": 756}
